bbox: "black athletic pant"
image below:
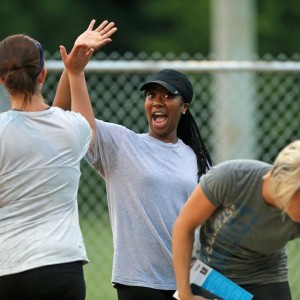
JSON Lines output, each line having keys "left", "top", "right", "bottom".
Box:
{"left": 0, "top": 261, "right": 85, "bottom": 300}
{"left": 241, "top": 281, "right": 292, "bottom": 300}
{"left": 115, "top": 281, "right": 292, "bottom": 300}
{"left": 115, "top": 283, "right": 176, "bottom": 300}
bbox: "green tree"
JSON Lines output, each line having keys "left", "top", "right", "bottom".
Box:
{"left": 1, "top": 0, "right": 300, "bottom": 57}
{"left": 0, "top": 0, "right": 210, "bottom": 55}
{"left": 257, "top": 0, "right": 300, "bottom": 57}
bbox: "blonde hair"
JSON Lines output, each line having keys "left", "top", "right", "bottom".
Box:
{"left": 271, "top": 140, "right": 300, "bottom": 210}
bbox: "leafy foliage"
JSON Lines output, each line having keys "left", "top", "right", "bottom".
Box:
{"left": 0, "top": 0, "right": 299, "bottom": 56}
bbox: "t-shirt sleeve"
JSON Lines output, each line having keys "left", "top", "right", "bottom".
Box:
{"left": 85, "top": 119, "right": 129, "bottom": 177}
{"left": 199, "top": 161, "right": 238, "bottom": 207}
{"left": 64, "top": 110, "right": 92, "bottom": 156}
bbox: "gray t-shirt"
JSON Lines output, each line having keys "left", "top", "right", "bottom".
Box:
{"left": 198, "top": 159, "right": 300, "bottom": 285}
{"left": 86, "top": 120, "right": 198, "bottom": 290}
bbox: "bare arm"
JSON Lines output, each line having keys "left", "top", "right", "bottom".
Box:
{"left": 59, "top": 43, "right": 95, "bottom": 144}
{"left": 172, "top": 184, "right": 217, "bottom": 300}
{"left": 53, "top": 19, "right": 117, "bottom": 110}
{"left": 53, "top": 69, "right": 71, "bottom": 110}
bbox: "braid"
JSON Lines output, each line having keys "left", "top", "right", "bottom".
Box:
{"left": 177, "top": 110, "right": 212, "bottom": 180}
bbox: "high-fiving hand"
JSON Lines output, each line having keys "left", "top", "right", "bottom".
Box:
{"left": 59, "top": 43, "right": 94, "bottom": 75}
{"left": 74, "top": 19, "right": 117, "bottom": 51}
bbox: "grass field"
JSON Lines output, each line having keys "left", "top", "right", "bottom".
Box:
{"left": 80, "top": 216, "right": 300, "bottom": 300}
{"left": 80, "top": 215, "right": 115, "bottom": 300}
{"left": 287, "top": 239, "right": 300, "bottom": 299}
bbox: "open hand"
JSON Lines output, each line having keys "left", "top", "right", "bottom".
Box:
{"left": 74, "top": 19, "right": 117, "bottom": 51}
{"left": 59, "top": 43, "right": 94, "bottom": 74}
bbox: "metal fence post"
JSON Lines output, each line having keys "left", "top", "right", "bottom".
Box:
{"left": 211, "top": 0, "right": 257, "bottom": 162}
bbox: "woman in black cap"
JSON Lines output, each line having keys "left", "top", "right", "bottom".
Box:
{"left": 54, "top": 20, "right": 212, "bottom": 300}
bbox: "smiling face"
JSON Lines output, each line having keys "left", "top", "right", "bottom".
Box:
{"left": 144, "top": 84, "right": 189, "bottom": 143}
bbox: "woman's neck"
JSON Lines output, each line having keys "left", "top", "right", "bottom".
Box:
{"left": 262, "top": 171, "right": 277, "bottom": 208}
{"left": 10, "top": 95, "right": 50, "bottom": 112}
{"left": 148, "top": 130, "right": 178, "bottom": 144}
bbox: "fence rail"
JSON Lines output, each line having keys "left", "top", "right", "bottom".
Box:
{"left": 45, "top": 60, "right": 300, "bottom": 73}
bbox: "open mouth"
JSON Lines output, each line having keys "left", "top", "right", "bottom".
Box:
{"left": 152, "top": 112, "right": 167, "bottom": 125}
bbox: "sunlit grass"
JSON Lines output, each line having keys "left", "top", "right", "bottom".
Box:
{"left": 287, "top": 239, "right": 300, "bottom": 300}
{"left": 80, "top": 215, "right": 116, "bottom": 300}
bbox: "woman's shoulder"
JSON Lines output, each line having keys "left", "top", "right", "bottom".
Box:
{"left": 214, "top": 159, "right": 271, "bottom": 171}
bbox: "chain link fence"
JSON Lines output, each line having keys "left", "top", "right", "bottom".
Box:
{"left": 1, "top": 52, "right": 299, "bottom": 300}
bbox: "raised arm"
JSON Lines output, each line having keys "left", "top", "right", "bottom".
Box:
{"left": 59, "top": 43, "right": 95, "bottom": 143}
{"left": 53, "top": 19, "right": 117, "bottom": 110}
{"left": 172, "top": 184, "right": 217, "bottom": 300}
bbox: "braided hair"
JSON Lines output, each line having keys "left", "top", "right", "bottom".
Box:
{"left": 177, "top": 109, "right": 212, "bottom": 180}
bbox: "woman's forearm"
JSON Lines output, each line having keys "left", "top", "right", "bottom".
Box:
{"left": 173, "top": 222, "right": 195, "bottom": 300}
{"left": 53, "top": 69, "right": 71, "bottom": 110}
{"left": 68, "top": 71, "right": 96, "bottom": 134}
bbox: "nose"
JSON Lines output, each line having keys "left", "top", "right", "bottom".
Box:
{"left": 152, "top": 95, "right": 164, "bottom": 106}
{"left": 152, "top": 101, "right": 163, "bottom": 107}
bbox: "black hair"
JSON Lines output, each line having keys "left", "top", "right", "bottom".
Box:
{"left": 177, "top": 109, "right": 212, "bottom": 180}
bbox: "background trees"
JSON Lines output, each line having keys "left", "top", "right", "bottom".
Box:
{"left": 1, "top": 0, "right": 299, "bottom": 57}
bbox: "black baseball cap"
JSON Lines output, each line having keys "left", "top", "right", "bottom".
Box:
{"left": 140, "top": 69, "right": 193, "bottom": 103}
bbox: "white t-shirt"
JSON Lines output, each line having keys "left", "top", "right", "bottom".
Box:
{"left": 0, "top": 107, "right": 91, "bottom": 276}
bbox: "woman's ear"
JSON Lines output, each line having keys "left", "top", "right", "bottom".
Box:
{"left": 182, "top": 103, "right": 189, "bottom": 114}
{"left": 37, "top": 67, "right": 47, "bottom": 84}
